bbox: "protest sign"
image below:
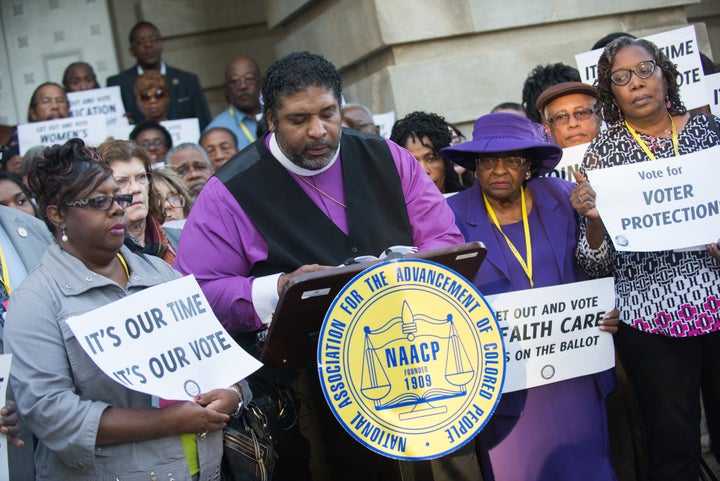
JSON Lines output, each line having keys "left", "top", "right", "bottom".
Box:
{"left": 588, "top": 145, "right": 720, "bottom": 251}
{"left": 544, "top": 142, "right": 589, "bottom": 181}
{"left": 486, "top": 278, "right": 615, "bottom": 393}
{"left": 706, "top": 72, "right": 720, "bottom": 116}
{"left": 67, "top": 86, "right": 127, "bottom": 128}
{"left": 575, "top": 26, "right": 707, "bottom": 110}
{"left": 0, "top": 354, "right": 11, "bottom": 481}
{"left": 107, "top": 117, "right": 200, "bottom": 146}
{"left": 373, "top": 110, "right": 396, "bottom": 139}
{"left": 66, "top": 275, "right": 261, "bottom": 400}
{"left": 16, "top": 115, "right": 108, "bottom": 155}
{"left": 162, "top": 118, "right": 201, "bottom": 145}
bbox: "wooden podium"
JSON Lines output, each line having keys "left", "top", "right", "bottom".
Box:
{"left": 258, "top": 241, "right": 487, "bottom": 481}
{"left": 260, "top": 241, "right": 487, "bottom": 367}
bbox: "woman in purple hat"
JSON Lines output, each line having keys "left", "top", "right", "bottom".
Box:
{"left": 438, "top": 112, "right": 619, "bottom": 481}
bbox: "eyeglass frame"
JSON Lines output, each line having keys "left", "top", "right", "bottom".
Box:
{"left": 64, "top": 194, "right": 133, "bottom": 211}
{"left": 139, "top": 139, "right": 167, "bottom": 149}
{"left": 139, "top": 88, "right": 167, "bottom": 102}
{"left": 609, "top": 60, "right": 657, "bottom": 86}
{"left": 227, "top": 76, "right": 260, "bottom": 88}
{"left": 158, "top": 193, "right": 186, "bottom": 209}
{"left": 547, "top": 106, "right": 599, "bottom": 126}
{"left": 115, "top": 172, "right": 151, "bottom": 190}
{"left": 475, "top": 155, "right": 529, "bottom": 170}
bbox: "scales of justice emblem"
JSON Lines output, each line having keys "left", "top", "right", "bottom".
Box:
{"left": 361, "top": 300, "right": 475, "bottom": 418}
{"left": 318, "top": 259, "right": 505, "bottom": 460}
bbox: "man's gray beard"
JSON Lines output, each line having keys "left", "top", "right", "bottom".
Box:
{"left": 290, "top": 154, "right": 332, "bottom": 170}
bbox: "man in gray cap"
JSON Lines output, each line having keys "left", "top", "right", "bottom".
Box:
{"left": 536, "top": 81, "right": 602, "bottom": 148}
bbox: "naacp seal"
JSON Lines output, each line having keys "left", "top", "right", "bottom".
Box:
{"left": 317, "top": 258, "right": 505, "bottom": 460}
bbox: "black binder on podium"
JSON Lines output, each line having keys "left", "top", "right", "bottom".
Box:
{"left": 260, "top": 241, "right": 487, "bottom": 367}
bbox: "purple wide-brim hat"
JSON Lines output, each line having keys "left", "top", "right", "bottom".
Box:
{"left": 441, "top": 112, "right": 563, "bottom": 176}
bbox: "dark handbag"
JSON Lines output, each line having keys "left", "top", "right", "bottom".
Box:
{"left": 221, "top": 402, "right": 277, "bottom": 481}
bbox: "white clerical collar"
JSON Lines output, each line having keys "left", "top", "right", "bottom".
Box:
{"left": 269, "top": 132, "right": 340, "bottom": 176}
{"left": 137, "top": 61, "right": 167, "bottom": 76}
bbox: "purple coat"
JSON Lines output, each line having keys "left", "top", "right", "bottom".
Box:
{"left": 448, "top": 177, "right": 617, "bottom": 481}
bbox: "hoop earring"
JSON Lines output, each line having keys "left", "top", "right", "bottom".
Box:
{"left": 61, "top": 228, "right": 68, "bottom": 242}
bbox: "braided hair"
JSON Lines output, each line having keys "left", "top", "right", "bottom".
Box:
{"left": 390, "top": 111, "right": 464, "bottom": 193}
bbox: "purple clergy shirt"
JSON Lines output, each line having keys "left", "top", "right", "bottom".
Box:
{"left": 175, "top": 136, "right": 463, "bottom": 333}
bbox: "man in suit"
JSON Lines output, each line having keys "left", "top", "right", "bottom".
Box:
{"left": 0, "top": 205, "right": 53, "bottom": 480}
{"left": 107, "top": 21, "right": 212, "bottom": 129}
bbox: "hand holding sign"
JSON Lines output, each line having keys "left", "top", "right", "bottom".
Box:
{"left": 0, "top": 401, "right": 23, "bottom": 448}
{"left": 571, "top": 171, "right": 599, "bottom": 218}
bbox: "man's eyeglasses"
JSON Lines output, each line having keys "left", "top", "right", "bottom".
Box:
{"left": 547, "top": 107, "right": 598, "bottom": 126}
{"left": 475, "top": 156, "right": 528, "bottom": 170}
{"left": 139, "top": 89, "right": 167, "bottom": 102}
{"left": 116, "top": 172, "right": 150, "bottom": 189}
{"left": 159, "top": 194, "right": 185, "bottom": 208}
{"left": 37, "top": 97, "right": 68, "bottom": 107}
{"left": 64, "top": 194, "right": 133, "bottom": 210}
{"left": 609, "top": 60, "right": 657, "bottom": 86}
{"left": 131, "top": 36, "right": 162, "bottom": 48}
{"left": 139, "top": 139, "right": 167, "bottom": 149}
{"left": 228, "top": 76, "right": 260, "bottom": 88}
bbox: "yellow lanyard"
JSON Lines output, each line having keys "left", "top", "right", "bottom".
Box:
{"left": 483, "top": 187, "right": 534, "bottom": 287}
{"left": 116, "top": 253, "right": 129, "bottom": 279}
{"left": 625, "top": 114, "right": 679, "bottom": 160}
{"left": 229, "top": 106, "right": 256, "bottom": 143}
{"left": 0, "top": 245, "right": 11, "bottom": 295}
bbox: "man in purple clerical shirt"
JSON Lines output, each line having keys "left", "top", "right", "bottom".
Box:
{"left": 174, "top": 51, "right": 463, "bottom": 481}
{"left": 175, "top": 52, "right": 462, "bottom": 335}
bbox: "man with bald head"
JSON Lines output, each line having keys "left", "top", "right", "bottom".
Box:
{"left": 342, "top": 103, "right": 379, "bottom": 135}
{"left": 205, "top": 57, "right": 262, "bottom": 150}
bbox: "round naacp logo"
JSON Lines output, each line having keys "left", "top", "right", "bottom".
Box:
{"left": 317, "top": 259, "right": 505, "bottom": 460}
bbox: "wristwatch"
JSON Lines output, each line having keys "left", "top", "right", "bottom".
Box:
{"left": 226, "top": 384, "right": 243, "bottom": 417}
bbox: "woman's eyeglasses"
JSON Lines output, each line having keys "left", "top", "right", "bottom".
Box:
{"left": 475, "top": 156, "right": 528, "bottom": 170}
{"left": 547, "top": 107, "right": 598, "bottom": 125}
{"left": 115, "top": 172, "right": 150, "bottom": 189}
{"left": 139, "top": 139, "right": 167, "bottom": 149}
{"left": 139, "top": 89, "right": 167, "bottom": 102}
{"left": 64, "top": 194, "right": 133, "bottom": 210}
{"left": 159, "top": 194, "right": 185, "bottom": 208}
{"left": 609, "top": 60, "right": 657, "bottom": 86}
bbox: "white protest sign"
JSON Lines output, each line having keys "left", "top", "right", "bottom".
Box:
{"left": 373, "top": 110, "right": 396, "bottom": 139}
{"left": 162, "top": 118, "right": 200, "bottom": 145}
{"left": 575, "top": 26, "right": 707, "bottom": 110}
{"left": 486, "top": 278, "right": 615, "bottom": 393}
{"left": 107, "top": 118, "right": 200, "bottom": 145}
{"left": 67, "top": 86, "right": 126, "bottom": 127}
{"left": 66, "top": 275, "right": 261, "bottom": 400}
{"left": 706, "top": 72, "right": 720, "bottom": 116}
{"left": 0, "top": 354, "right": 11, "bottom": 481}
{"left": 588, "top": 145, "right": 720, "bottom": 251}
{"left": 544, "top": 142, "right": 590, "bottom": 181}
{"left": 17, "top": 115, "right": 108, "bottom": 155}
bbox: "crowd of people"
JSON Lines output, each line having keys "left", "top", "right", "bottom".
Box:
{"left": 0, "top": 19, "right": 717, "bottom": 481}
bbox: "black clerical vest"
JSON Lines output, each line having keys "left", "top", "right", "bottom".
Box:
{"left": 216, "top": 129, "right": 413, "bottom": 277}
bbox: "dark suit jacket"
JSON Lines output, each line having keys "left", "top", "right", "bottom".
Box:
{"left": 107, "top": 65, "right": 212, "bottom": 130}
